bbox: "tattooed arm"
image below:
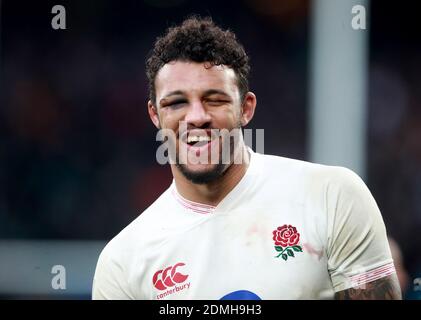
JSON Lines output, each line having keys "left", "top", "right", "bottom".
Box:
{"left": 335, "top": 274, "right": 402, "bottom": 300}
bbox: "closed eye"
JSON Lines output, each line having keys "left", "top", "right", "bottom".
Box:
{"left": 206, "top": 100, "right": 230, "bottom": 106}
{"left": 165, "top": 100, "right": 188, "bottom": 109}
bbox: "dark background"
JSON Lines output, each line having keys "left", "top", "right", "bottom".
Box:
{"left": 0, "top": 0, "right": 420, "bottom": 298}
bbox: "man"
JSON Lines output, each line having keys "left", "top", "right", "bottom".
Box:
{"left": 92, "top": 17, "right": 401, "bottom": 300}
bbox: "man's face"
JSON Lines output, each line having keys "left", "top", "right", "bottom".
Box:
{"left": 149, "top": 61, "right": 253, "bottom": 184}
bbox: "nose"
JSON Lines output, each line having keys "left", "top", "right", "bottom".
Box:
{"left": 184, "top": 100, "right": 211, "bottom": 128}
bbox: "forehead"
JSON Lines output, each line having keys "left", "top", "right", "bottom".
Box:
{"left": 155, "top": 61, "right": 238, "bottom": 98}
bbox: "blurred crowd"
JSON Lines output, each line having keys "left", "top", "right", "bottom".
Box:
{"left": 0, "top": 0, "right": 420, "bottom": 298}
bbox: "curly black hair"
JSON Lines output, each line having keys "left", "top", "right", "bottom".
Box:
{"left": 146, "top": 16, "right": 250, "bottom": 105}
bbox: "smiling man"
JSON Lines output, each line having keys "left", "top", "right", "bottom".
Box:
{"left": 92, "top": 17, "right": 401, "bottom": 300}
{"left": 151, "top": 60, "right": 253, "bottom": 191}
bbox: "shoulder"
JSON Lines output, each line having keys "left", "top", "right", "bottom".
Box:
{"left": 99, "top": 186, "right": 175, "bottom": 261}
{"left": 93, "top": 188, "right": 176, "bottom": 299}
{"left": 256, "top": 152, "right": 362, "bottom": 190}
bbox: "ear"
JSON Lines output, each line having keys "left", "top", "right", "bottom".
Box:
{"left": 240, "top": 92, "right": 257, "bottom": 127}
{"left": 148, "top": 100, "right": 161, "bottom": 129}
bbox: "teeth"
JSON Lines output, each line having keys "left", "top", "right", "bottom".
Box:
{"left": 187, "top": 135, "right": 211, "bottom": 143}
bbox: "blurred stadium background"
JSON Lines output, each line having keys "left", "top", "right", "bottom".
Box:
{"left": 0, "top": 0, "right": 420, "bottom": 299}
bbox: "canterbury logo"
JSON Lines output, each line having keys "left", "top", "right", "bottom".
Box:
{"left": 152, "top": 262, "right": 189, "bottom": 291}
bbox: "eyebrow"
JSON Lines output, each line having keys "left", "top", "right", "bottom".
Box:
{"left": 159, "top": 90, "right": 185, "bottom": 104}
{"left": 202, "top": 89, "right": 230, "bottom": 98}
{"left": 162, "top": 89, "right": 230, "bottom": 99}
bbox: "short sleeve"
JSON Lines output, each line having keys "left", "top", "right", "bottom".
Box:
{"left": 92, "top": 246, "right": 133, "bottom": 300}
{"left": 325, "top": 167, "right": 396, "bottom": 292}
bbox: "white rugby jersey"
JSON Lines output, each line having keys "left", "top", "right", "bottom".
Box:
{"left": 92, "top": 150, "right": 396, "bottom": 300}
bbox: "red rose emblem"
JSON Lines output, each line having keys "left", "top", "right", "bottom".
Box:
{"left": 273, "top": 224, "right": 300, "bottom": 247}
{"left": 272, "top": 224, "right": 303, "bottom": 261}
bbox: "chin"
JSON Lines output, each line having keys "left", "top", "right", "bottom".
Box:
{"left": 176, "top": 162, "right": 227, "bottom": 184}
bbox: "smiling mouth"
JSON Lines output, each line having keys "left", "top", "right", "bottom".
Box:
{"left": 180, "top": 130, "right": 219, "bottom": 147}
{"left": 188, "top": 140, "right": 209, "bottom": 147}
{"left": 186, "top": 135, "right": 212, "bottom": 147}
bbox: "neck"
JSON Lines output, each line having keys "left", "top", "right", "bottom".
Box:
{"left": 171, "top": 145, "right": 250, "bottom": 206}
